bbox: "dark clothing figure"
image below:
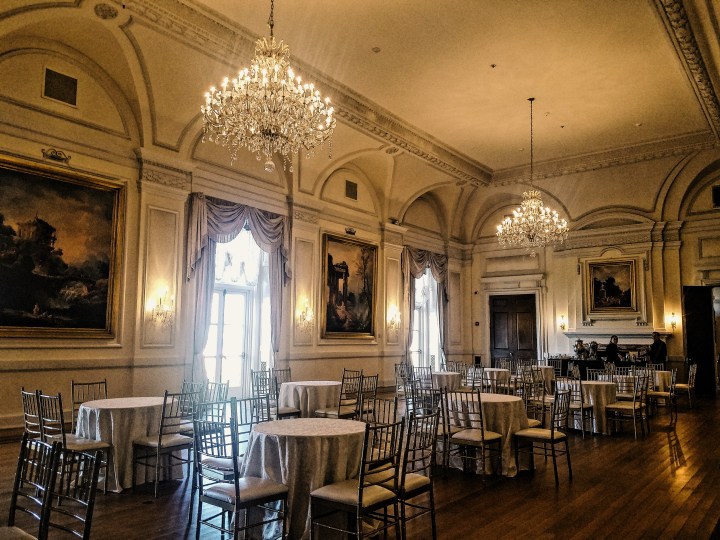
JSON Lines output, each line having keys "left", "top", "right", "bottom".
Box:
{"left": 649, "top": 338, "right": 667, "bottom": 366}
{"left": 605, "top": 342, "right": 620, "bottom": 363}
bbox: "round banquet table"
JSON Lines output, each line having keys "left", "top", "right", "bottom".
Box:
{"left": 580, "top": 381, "right": 617, "bottom": 434}
{"left": 278, "top": 380, "right": 341, "bottom": 418}
{"left": 432, "top": 371, "right": 462, "bottom": 391}
{"left": 239, "top": 418, "right": 366, "bottom": 539}
{"left": 75, "top": 397, "right": 165, "bottom": 492}
{"left": 448, "top": 392, "right": 529, "bottom": 476}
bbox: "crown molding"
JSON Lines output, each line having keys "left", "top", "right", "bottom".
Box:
{"left": 654, "top": 0, "right": 720, "bottom": 139}
{"left": 110, "top": 0, "right": 719, "bottom": 188}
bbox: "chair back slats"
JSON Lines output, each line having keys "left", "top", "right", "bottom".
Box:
{"left": 71, "top": 380, "right": 107, "bottom": 431}
{"left": 50, "top": 449, "right": 103, "bottom": 540}
{"left": 410, "top": 366, "right": 433, "bottom": 388}
{"left": 358, "top": 418, "right": 405, "bottom": 507}
{"left": 338, "top": 369, "right": 363, "bottom": 407}
{"left": 21, "top": 388, "right": 43, "bottom": 440}
{"left": 37, "top": 392, "right": 68, "bottom": 447}
{"left": 8, "top": 433, "right": 60, "bottom": 533}
{"left": 204, "top": 380, "right": 229, "bottom": 402}
{"left": 549, "top": 389, "right": 571, "bottom": 435}
{"left": 403, "top": 408, "right": 440, "bottom": 484}
{"left": 447, "top": 389, "right": 486, "bottom": 433}
{"left": 271, "top": 368, "right": 292, "bottom": 400}
{"left": 160, "top": 390, "right": 200, "bottom": 438}
{"left": 586, "top": 368, "right": 605, "bottom": 381}
{"left": 360, "top": 396, "right": 398, "bottom": 425}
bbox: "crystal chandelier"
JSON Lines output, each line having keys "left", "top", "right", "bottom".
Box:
{"left": 201, "top": 0, "right": 336, "bottom": 173}
{"left": 496, "top": 98, "right": 568, "bottom": 257}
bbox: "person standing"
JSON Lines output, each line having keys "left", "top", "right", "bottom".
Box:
{"left": 605, "top": 335, "right": 621, "bottom": 363}
{"left": 648, "top": 332, "right": 668, "bottom": 367}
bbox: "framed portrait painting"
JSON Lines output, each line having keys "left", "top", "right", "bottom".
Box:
{"left": 322, "top": 233, "right": 377, "bottom": 338}
{"left": 584, "top": 258, "right": 638, "bottom": 317}
{"left": 0, "top": 157, "right": 124, "bottom": 338}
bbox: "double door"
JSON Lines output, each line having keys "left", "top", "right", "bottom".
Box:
{"left": 489, "top": 294, "right": 537, "bottom": 365}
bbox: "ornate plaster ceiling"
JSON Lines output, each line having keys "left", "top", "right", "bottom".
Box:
{"left": 185, "top": 0, "right": 720, "bottom": 186}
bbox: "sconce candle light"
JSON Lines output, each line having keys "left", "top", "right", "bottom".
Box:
{"left": 149, "top": 289, "right": 175, "bottom": 327}
{"left": 387, "top": 305, "right": 401, "bottom": 338}
{"left": 670, "top": 312, "right": 677, "bottom": 331}
{"left": 296, "top": 298, "right": 314, "bottom": 334}
{"left": 559, "top": 315, "right": 566, "bottom": 332}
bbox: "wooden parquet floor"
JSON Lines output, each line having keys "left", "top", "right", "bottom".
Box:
{"left": 1, "top": 396, "right": 719, "bottom": 539}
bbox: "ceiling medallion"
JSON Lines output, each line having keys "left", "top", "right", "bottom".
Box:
{"left": 496, "top": 98, "right": 568, "bottom": 257}
{"left": 200, "top": 0, "right": 335, "bottom": 173}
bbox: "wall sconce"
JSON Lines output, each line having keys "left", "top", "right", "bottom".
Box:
{"left": 387, "top": 305, "right": 401, "bottom": 338}
{"left": 148, "top": 289, "right": 175, "bottom": 327}
{"left": 559, "top": 315, "right": 566, "bottom": 332}
{"left": 296, "top": 298, "right": 314, "bottom": 334}
{"left": 669, "top": 312, "right": 677, "bottom": 331}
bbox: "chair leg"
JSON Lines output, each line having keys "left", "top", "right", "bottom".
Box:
{"left": 551, "top": 444, "right": 559, "bottom": 485}
{"left": 565, "top": 439, "right": 572, "bottom": 481}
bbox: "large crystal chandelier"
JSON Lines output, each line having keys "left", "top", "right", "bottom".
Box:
{"left": 201, "top": 0, "right": 335, "bottom": 173}
{"left": 496, "top": 98, "right": 568, "bottom": 257}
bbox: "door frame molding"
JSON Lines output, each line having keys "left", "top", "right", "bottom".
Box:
{"left": 481, "top": 274, "right": 547, "bottom": 365}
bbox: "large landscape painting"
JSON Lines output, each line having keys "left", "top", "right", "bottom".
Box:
{"left": 322, "top": 234, "right": 377, "bottom": 338}
{"left": 0, "top": 159, "right": 123, "bottom": 337}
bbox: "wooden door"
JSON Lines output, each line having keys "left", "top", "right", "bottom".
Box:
{"left": 682, "top": 286, "right": 716, "bottom": 395}
{"left": 489, "top": 294, "right": 537, "bottom": 366}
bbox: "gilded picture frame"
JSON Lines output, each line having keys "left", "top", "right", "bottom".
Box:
{"left": 584, "top": 258, "right": 638, "bottom": 318}
{"left": 321, "top": 233, "right": 377, "bottom": 339}
{"left": 0, "top": 157, "right": 124, "bottom": 338}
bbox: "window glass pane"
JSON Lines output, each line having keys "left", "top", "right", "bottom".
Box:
{"left": 223, "top": 355, "right": 243, "bottom": 388}
{"left": 209, "top": 292, "right": 220, "bottom": 325}
{"left": 203, "top": 325, "right": 218, "bottom": 357}
{"left": 204, "top": 356, "right": 217, "bottom": 383}
{"left": 215, "top": 229, "right": 263, "bottom": 286}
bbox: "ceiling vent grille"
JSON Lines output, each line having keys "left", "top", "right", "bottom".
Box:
{"left": 43, "top": 68, "right": 77, "bottom": 106}
{"left": 345, "top": 180, "right": 358, "bottom": 201}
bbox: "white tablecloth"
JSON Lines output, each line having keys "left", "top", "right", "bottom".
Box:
{"left": 239, "top": 418, "right": 366, "bottom": 539}
{"left": 432, "top": 371, "right": 462, "bottom": 391}
{"left": 580, "top": 381, "right": 617, "bottom": 434}
{"left": 278, "top": 381, "right": 341, "bottom": 418}
{"left": 75, "top": 397, "right": 165, "bottom": 492}
{"left": 448, "top": 392, "right": 529, "bottom": 476}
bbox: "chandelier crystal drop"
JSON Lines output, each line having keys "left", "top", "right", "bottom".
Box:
{"left": 496, "top": 98, "right": 568, "bottom": 257}
{"left": 200, "top": 0, "right": 335, "bottom": 173}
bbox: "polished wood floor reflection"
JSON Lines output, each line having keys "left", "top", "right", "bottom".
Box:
{"left": 1, "top": 396, "right": 719, "bottom": 539}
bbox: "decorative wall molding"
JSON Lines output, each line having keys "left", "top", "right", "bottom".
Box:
{"left": 293, "top": 208, "right": 319, "bottom": 225}
{"left": 655, "top": 0, "right": 720, "bottom": 139}
{"left": 556, "top": 230, "right": 652, "bottom": 251}
{"left": 492, "top": 133, "right": 716, "bottom": 186}
{"left": 137, "top": 157, "right": 191, "bottom": 191}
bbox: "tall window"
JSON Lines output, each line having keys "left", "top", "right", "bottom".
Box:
{"left": 202, "top": 228, "right": 271, "bottom": 396}
{"left": 409, "top": 268, "right": 442, "bottom": 370}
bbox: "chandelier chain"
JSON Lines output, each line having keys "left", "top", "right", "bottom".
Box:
{"left": 268, "top": 0, "right": 274, "bottom": 37}
{"left": 529, "top": 97, "right": 534, "bottom": 186}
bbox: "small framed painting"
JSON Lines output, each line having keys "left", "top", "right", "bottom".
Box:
{"left": 584, "top": 258, "right": 637, "bottom": 317}
{"left": 321, "top": 233, "right": 377, "bottom": 339}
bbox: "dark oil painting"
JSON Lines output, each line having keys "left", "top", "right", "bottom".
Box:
{"left": 590, "top": 260, "right": 634, "bottom": 311}
{"left": 322, "top": 234, "right": 377, "bottom": 338}
{"left": 0, "top": 161, "right": 121, "bottom": 336}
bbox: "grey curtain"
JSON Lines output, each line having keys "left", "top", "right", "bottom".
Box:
{"left": 186, "top": 193, "right": 291, "bottom": 380}
{"left": 401, "top": 246, "right": 449, "bottom": 364}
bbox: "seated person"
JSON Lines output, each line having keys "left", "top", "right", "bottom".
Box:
{"left": 573, "top": 339, "right": 589, "bottom": 360}
{"left": 605, "top": 335, "right": 621, "bottom": 363}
